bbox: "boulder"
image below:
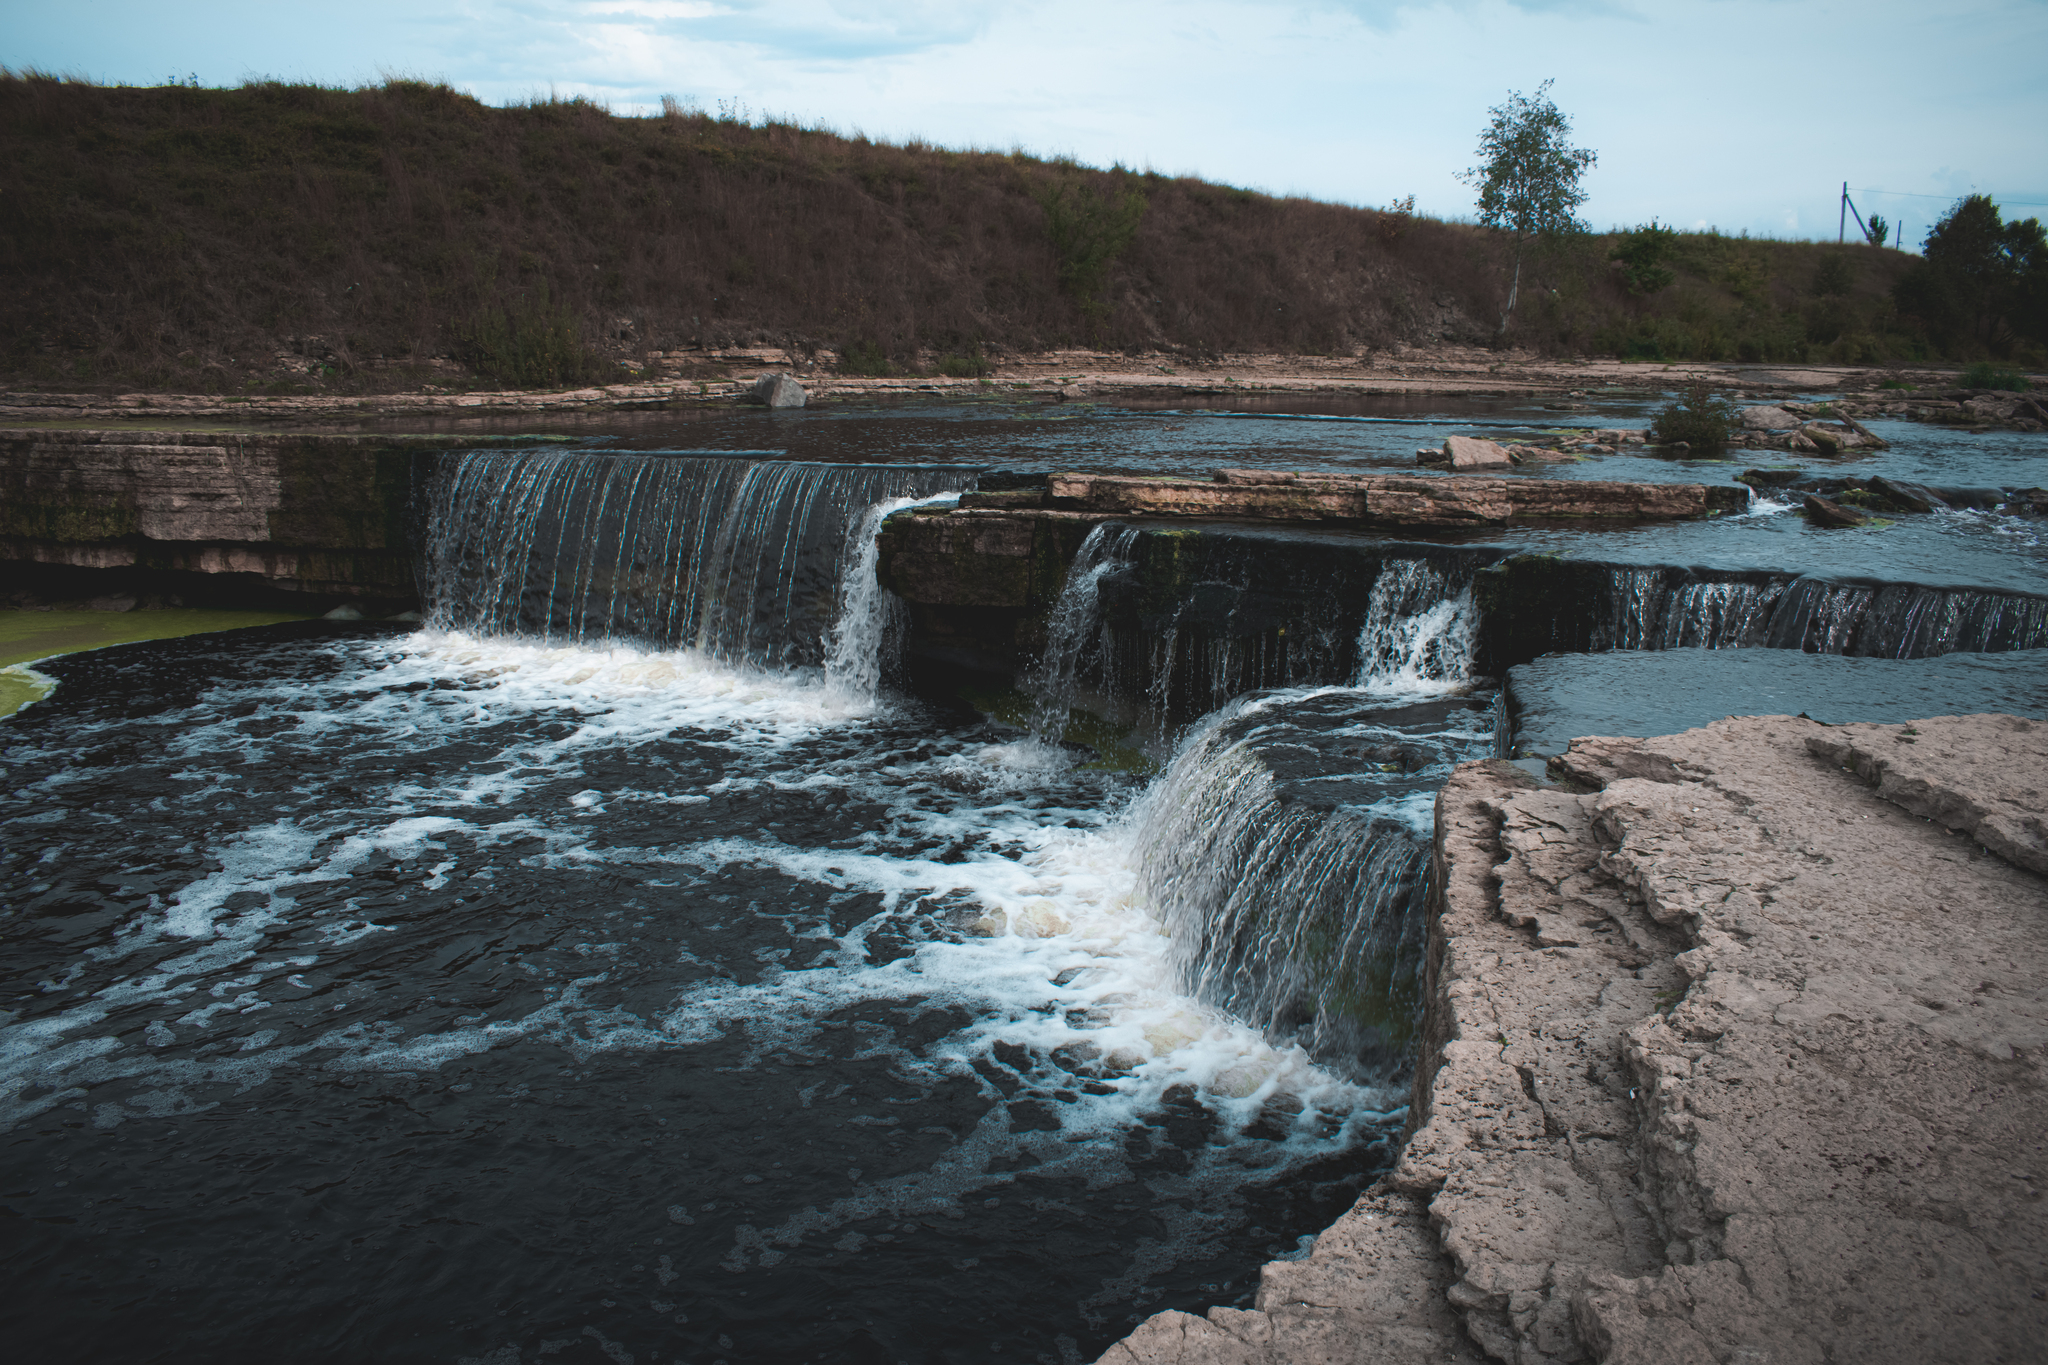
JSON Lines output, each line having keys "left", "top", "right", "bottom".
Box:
{"left": 1738, "top": 467, "right": 1805, "bottom": 487}
{"left": 1836, "top": 411, "right": 1891, "bottom": 449}
{"left": 1420, "top": 435, "right": 1514, "bottom": 470}
{"left": 1738, "top": 404, "right": 1801, "bottom": 430}
{"left": 1800, "top": 422, "right": 1848, "bottom": 453}
{"left": 1868, "top": 475, "right": 1948, "bottom": 514}
{"left": 749, "top": 372, "right": 807, "bottom": 408}
{"left": 1802, "top": 493, "right": 1868, "bottom": 527}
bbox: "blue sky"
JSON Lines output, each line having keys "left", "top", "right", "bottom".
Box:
{"left": 12, "top": 0, "right": 2047, "bottom": 248}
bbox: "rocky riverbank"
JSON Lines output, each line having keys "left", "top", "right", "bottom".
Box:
{"left": 1101, "top": 713, "right": 2048, "bottom": 1364}
{"left": 3, "top": 350, "right": 2038, "bottom": 427}
{"left": 0, "top": 428, "right": 519, "bottom": 611}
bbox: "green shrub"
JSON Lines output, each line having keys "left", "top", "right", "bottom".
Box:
{"left": 1960, "top": 360, "right": 2028, "bottom": 391}
{"left": 454, "top": 288, "right": 606, "bottom": 388}
{"left": 1812, "top": 252, "right": 1855, "bottom": 298}
{"left": 1033, "top": 176, "right": 1147, "bottom": 322}
{"left": 839, "top": 339, "right": 894, "bottom": 377}
{"left": 1650, "top": 379, "right": 1736, "bottom": 450}
{"left": 1609, "top": 221, "right": 1676, "bottom": 295}
{"left": 936, "top": 351, "right": 993, "bottom": 378}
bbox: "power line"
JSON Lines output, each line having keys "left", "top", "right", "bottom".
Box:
{"left": 1851, "top": 186, "right": 2048, "bottom": 206}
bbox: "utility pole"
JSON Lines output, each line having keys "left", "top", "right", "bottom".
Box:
{"left": 1839, "top": 181, "right": 1847, "bottom": 244}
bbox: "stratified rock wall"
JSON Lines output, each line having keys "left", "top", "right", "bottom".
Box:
{"left": 1, "top": 429, "right": 486, "bottom": 605}
{"left": 1100, "top": 715, "right": 2048, "bottom": 1365}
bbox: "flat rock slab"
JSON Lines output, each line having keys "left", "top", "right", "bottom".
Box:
{"left": 1042, "top": 470, "right": 1746, "bottom": 527}
{"left": 1806, "top": 713, "right": 2048, "bottom": 874}
{"left": 1097, "top": 717, "right": 2048, "bottom": 1365}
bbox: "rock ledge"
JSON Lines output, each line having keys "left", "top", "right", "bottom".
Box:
{"left": 1099, "top": 715, "right": 2047, "bottom": 1364}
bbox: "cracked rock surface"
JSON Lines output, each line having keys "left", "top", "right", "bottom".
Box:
{"left": 1098, "top": 717, "right": 2047, "bottom": 1364}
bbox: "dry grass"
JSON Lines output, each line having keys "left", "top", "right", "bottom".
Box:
{"left": 0, "top": 73, "right": 1925, "bottom": 393}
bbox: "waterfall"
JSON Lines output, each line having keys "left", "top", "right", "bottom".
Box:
{"left": 1354, "top": 559, "right": 1479, "bottom": 694}
{"left": 422, "top": 451, "right": 965, "bottom": 669}
{"left": 1594, "top": 569, "right": 2048, "bottom": 658}
{"left": 1127, "top": 689, "right": 1497, "bottom": 1076}
{"left": 1024, "top": 524, "right": 1142, "bottom": 743}
{"left": 824, "top": 493, "right": 958, "bottom": 701}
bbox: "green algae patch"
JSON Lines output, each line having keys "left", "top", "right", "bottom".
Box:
{"left": 0, "top": 665, "right": 55, "bottom": 718}
{"left": 0, "top": 610, "right": 319, "bottom": 715}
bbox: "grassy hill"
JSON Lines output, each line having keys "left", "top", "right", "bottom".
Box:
{"left": 1, "top": 72, "right": 1928, "bottom": 394}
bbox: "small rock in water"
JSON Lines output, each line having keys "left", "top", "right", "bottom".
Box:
{"left": 1419, "top": 435, "right": 1513, "bottom": 470}
{"left": 1801, "top": 493, "right": 1869, "bottom": 528}
{"left": 1868, "top": 475, "right": 1947, "bottom": 514}
{"left": 322, "top": 603, "right": 365, "bottom": 620}
{"left": 749, "top": 372, "right": 807, "bottom": 408}
{"left": 1739, "top": 404, "right": 1801, "bottom": 431}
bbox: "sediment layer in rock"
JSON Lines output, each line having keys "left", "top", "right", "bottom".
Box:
{"left": 1101, "top": 714, "right": 2048, "bottom": 1365}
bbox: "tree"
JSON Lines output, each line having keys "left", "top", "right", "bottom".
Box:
{"left": 1867, "top": 214, "right": 1888, "bottom": 248}
{"left": 1458, "top": 79, "right": 1597, "bottom": 339}
{"left": 1032, "top": 175, "right": 1148, "bottom": 327}
{"left": 1894, "top": 194, "right": 2048, "bottom": 350}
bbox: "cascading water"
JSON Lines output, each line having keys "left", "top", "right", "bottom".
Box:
{"left": 1354, "top": 558, "right": 1480, "bottom": 694}
{"left": 1594, "top": 567, "right": 2048, "bottom": 657}
{"left": 1024, "top": 523, "right": 1142, "bottom": 744}
{"left": 822, "top": 492, "right": 958, "bottom": 701}
{"left": 423, "top": 450, "right": 966, "bottom": 668}
{"left": 1112, "top": 554, "right": 1496, "bottom": 1073}
{"left": 1127, "top": 688, "right": 1495, "bottom": 1073}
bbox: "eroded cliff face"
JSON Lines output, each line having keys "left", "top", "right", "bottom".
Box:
{"left": 0, "top": 430, "right": 477, "bottom": 609}
{"left": 1100, "top": 714, "right": 2048, "bottom": 1365}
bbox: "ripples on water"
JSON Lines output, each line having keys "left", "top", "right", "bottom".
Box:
{"left": 1, "top": 622, "right": 1403, "bottom": 1364}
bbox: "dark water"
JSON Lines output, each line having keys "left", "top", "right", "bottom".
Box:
{"left": 0, "top": 623, "right": 1399, "bottom": 1365}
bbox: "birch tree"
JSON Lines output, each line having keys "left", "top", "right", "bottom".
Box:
{"left": 1459, "top": 80, "right": 1596, "bottom": 340}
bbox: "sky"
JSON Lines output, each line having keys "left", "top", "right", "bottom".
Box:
{"left": 11, "top": 0, "right": 2048, "bottom": 249}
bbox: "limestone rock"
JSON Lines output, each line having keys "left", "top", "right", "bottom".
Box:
{"left": 1426, "top": 718, "right": 2048, "bottom": 1364}
{"left": 1801, "top": 493, "right": 1867, "bottom": 527}
{"left": 0, "top": 429, "right": 425, "bottom": 599}
{"left": 1420, "top": 435, "right": 1514, "bottom": 470}
{"left": 1097, "top": 1186, "right": 1485, "bottom": 1364}
{"left": 1799, "top": 422, "right": 1849, "bottom": 453}
{"left": 749, "top": 372, "right": 807, "bottom": 407}
{"left": 1738, "top": 405, "right": 1801, "bottom": 430}
{"left": 1868, "top": 474, "right": 1948, "bottom": 513}
{"left": 1805, "top": 713, "right": 2048, "bottom": 874}
{"left": 1045, "top": 470, "right": 1744, "bottom": 526}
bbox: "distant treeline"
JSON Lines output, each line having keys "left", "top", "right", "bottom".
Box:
{"left": 0, "top": 72, "right": 2032, "bottom": 393}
